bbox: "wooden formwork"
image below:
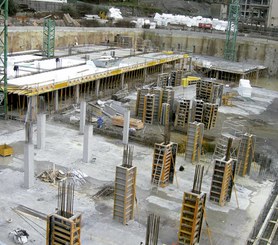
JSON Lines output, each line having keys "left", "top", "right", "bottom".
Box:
{"left": 152, "top": 142, "right": 177, "bottom": 187}
{"left": 136, "top": 88, "right": 151, "bottom": 118}
{"left": 203, "top": 103, "right": 218, "bottom": 130}
{"left": 143, "top": 94, "right": 155, "bottom": 124}
{"left": 237, "top": 133, "right": 255, "bottom": 176}
{"left": 113, "top": 165, "right": 137, "bottom": 225}
{"left": 46, "top": 212, "right": 81, "bottom": 245}
{"left": 209, "top": 159, "right": 236, "bottom": 206}
{"left": 185, "top": 122, "right": 204, "bottom": 163}
{"left": 158, "top": 73, "right": 170, "bottom": 87}
{"left": 162, "top": 87, "right": 174, "bottom": 111}
{"left": 174, "top": 99, "right": 191, "bottom": 128}
{"left": 152, "top": 88, "right": 163, "bottom": 122}
{"left": 196, "top": 79, "right": 223, "bottom": 104}
{"left": 170, "top": 69, "right": 183, "bottom": 87}
{"left": 191, "top": 100, "right": 204, "bottom": 123}
{"left": 178, "top": 192, "right": 206, "bottom": 245}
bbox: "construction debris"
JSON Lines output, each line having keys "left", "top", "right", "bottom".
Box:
{"left": 93, "top": 185, "right": 114, "bottom": 199}
{"left": 9, "top": 229, "right": 29, "bottom": 244}
{"left": 37, "top": 169, "right": 88, "bottom": 185}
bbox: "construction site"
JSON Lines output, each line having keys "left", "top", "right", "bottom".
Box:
{"left": 0, "top": 0, "right": 278, "bottom": 245}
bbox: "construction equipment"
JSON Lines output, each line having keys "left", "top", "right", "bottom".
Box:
{"left": 42, "top": 18, "right": 55, "bottom": 58}
{"left": 0, "top": 144, "right": 13, "bottom": 156}
{"left": 224, "top": 0, "right": 240, "bottom": 61}
{"left": 0, "top": 0, "right": 8, "bottom": 118}
{"left": 99, "top": 11, "right": 107, "bottom": 20}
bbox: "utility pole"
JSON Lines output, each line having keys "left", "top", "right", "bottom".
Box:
{"left": 224, "top": 0, "right": 240, "bottom": 61}
{"left": 0, "top": 0, "right": 8, "bottom": 119}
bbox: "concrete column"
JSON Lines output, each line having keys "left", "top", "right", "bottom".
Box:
{"left": 37, "top": 114, "right": 46, "bottom": 149}
{"left": 143, "top": 68, "right": 147, "bottom": 84}
{"left": 83, "top": 125, "right": 93, "bottom": 163}
{"left": 173, "top": 61, "right": 176, "bottom": 69}
{"left": 75, "top": 84, "right": 80, "bottom": 104}
{"left": 95, "top": 79, "right": 100, "bottom": 98}
{"left": 121, "top": 73, "right": 125, "bottom": 89}
{"left": 123, "top": 110, "right": 130, "bottom": 145}
{"left": 24, "top": 143, "right": 34, "bottom": 189}
{"left": 180, "top": 58, "right": 184, "bottom": 70}
{"left": 161, "top": 64, "right": 164, "bottom": 73}
{"left": 256, "top": 69, "right": 259, "bottom": 83}
{"left": 30, "top": 96, "right": 38, "bottom": 121}
{"left": 189, "top": 57, "right": 192, "bottom": 71}
{"left": 54, "top": 90, "right": 59, "bottom": 112}
{"left": 216, "top": 71, "right": 219, "bottom": 79}
{"left": 79, "top": 101, "right": 86, "bottom": 134}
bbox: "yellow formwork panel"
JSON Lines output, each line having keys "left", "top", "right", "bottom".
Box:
{"left": 182, "top": 76, "right": 201, "bottom": 87}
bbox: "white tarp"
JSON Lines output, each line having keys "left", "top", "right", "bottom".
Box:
{"left": 108, "top": 7, "right": 123, "bottom": 20}
{"left": 153, "top": 13, "right": 228, "bottom": 31}
{"left": 238, "top": 79, "right": 252, "bottom": 98}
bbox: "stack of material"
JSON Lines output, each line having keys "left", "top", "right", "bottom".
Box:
{"left": 185, "top": 122, "right": 204, "bottom": 163}
{"left": 238, "top": 79, "right": 252, "bottom": 98}
{"left": 237, "top": 133, "right": 256, "bottom": 176}
{"left": 112, "top": 115, "right": 144, "bottom": 129}
{"left": 203, "top": 103, "right": 218, "bottom": 130}
{"left": 151, "top": 142, "right": 178, "bottom": 187}
{"left": 196, "top": 79, "right": 224, "bottom": 105}
{"left": 174, "top": 99, "right": 190, "bottom": 128}
{"left": 170, "top": 69, "right": 183, "bottom": 87}
{"left": 209, "top": 158, "right": 236, "bottom": 206}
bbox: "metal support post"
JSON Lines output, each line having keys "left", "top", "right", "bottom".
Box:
{"left": 42, "top": 18, "right": 55, "bottom": 57}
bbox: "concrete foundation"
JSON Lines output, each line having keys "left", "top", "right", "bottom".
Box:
{"left": 79, "top": 101, "right": 86, "bottom": 135}
{"left": 24, "top": 143, "right": 34, "bottom": 189}
{"left": 83, "top": 125, "right": 93, "bottom": 163}
{"left": 37, "top": 114, "right": 46, "bottom": 149}
{"left": 123, "top": 110, "right": 130, "bottom": 145}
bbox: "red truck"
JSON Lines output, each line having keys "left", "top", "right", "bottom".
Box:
{"left": 198, "top": 23, "right": 213, "bottom": 29}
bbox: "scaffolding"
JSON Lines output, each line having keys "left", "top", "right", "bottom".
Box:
{"left": 43, "top": 18, "right": 56, "bottom": 58}
{"left": 224, "top": 0, "right": 240, "bottom": 61}
{"left": 0, "top": 0, "right": 8, "bottom": 118}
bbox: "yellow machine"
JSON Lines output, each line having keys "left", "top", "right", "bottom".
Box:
{"left": 99, "top": 11, "right": 107, "bottom": 20}
{"left": 0, "top": 144, "right": 13, "bottom": 157}
{"left": 182, "top": 76, "right": 201, "bottom": 87}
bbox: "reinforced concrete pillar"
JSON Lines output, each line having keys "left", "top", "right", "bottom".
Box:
{"left": 161, "top": 64, "right": 164, "bottom": 73}
{"left": 30, "top": 96, "right": 38, "bottom": 121}
{"left": 256, "top": 69, "right": 259, "bottom": 83}
{"left": 143, "top": 68, "right": 147, "bottom": 84}
{"left": 121, "top": 73, "right": 125, "bottom": 89}
{"left": 83, "top": 125, "right": 93, "bottom": 163}
{"left": 189, "top": 57, "right": 192, "bottom": 71}
{"left": 79, "top": 101, "right": 86, "bottom": 134}
{"left": 123, "top": 110, "right": 130, "bottom": 145}
{"left": 24, "top": 143, "right": 34, "bottom": 188}
{"left": 37, "top": 114, "right": 46, "bottom": 149}
{"left": 75, "top": 84, "right": 80, "bottom": 104}
{"left": 54, "top": 90, "right": 59, "bottom": 112}
{"left": 95, "top": 79, "right": 100, "bottom": 98}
